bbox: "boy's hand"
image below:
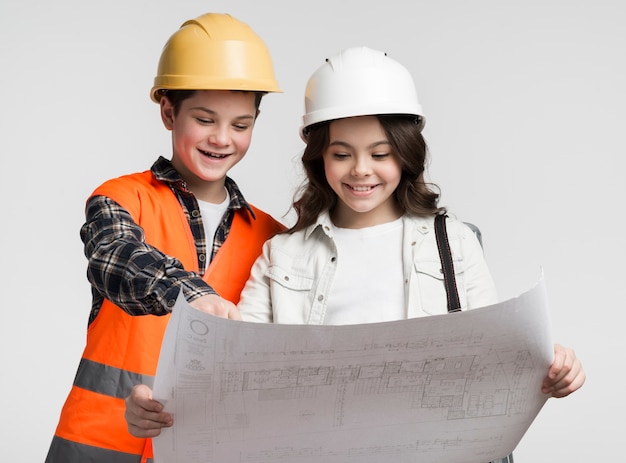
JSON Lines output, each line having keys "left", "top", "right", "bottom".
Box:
{"left": 190, "top": 294, "right": 242, "bottom": 320}
{"left": 124, "top": 384, "right": 172, "bottom": 438}
{"left": 542, "top": 344, "right": 586, "bottom": 398}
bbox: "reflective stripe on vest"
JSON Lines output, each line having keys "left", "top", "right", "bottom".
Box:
{"left": 46, "top": 436, "right": 153, "bottom": 463}
{"left": 47, "top": 171, "right": 284, "bottom": 462}
{"left": 49, "top": 385, "right": 148, "bottom": 459}
{"left": 74, "top": 357, "right": 155, "bottom": 399}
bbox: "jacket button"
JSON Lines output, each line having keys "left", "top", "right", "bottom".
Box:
{"left": 284, "top": 275, "right": 290, "bottom": 281}
{"left": 318, "top": 295, "right": 324, "bottom": 302}
{"left": 192, "top": 210, "right": 201, "bottom": 218}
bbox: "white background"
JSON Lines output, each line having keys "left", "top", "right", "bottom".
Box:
{"left": 1, "top": 0, "right": 623, "bottom": 461}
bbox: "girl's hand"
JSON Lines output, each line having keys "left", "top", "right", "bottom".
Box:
{"left": 542, "top": 344, "right": 586, "bottom": 398}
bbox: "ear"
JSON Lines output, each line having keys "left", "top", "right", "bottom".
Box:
{"left": 160, "top": 96, "right": 175, "bottom": 130}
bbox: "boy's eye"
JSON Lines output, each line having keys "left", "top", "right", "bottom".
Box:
{"left": 234, "top": 124, "right": 250, "bottom": 131}
{"left": 196, "top": 117, "right": 214, "bottom": 124}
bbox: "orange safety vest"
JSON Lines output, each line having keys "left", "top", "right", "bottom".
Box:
{"left": 46, "top": 171, "right": 284, "bottom": 463}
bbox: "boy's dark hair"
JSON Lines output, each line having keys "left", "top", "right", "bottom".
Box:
{"left": 288, "top": 115, "right": 443, "bottom": 234}
{"left": 157, "top": 89, "right": 265, "bottom": 115}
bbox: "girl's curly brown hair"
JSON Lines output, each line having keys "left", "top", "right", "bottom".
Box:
{"left": 288, "top": 115, "right": 444, "bottom": 233}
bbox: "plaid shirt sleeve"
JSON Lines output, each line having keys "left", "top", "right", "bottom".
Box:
{"left": 80, "top": 195, "right": 215, "bottom": 320}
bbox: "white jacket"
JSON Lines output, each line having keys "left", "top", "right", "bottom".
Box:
{"left": 238, "top": 212, "right": 498, "bottom": 324}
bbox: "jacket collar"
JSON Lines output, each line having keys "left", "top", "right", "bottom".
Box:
{"left": 304, "top": 212, "right": 435, "bottom": 240}
{"left": 304, "top": 210, "right": 334, "bottom": 240}
{"left": 403, "top": 214, "right": 434, "bottom": 236}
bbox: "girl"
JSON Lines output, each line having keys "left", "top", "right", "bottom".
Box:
{"left": 238, "top": 46, "right": 496, "bottom": 324}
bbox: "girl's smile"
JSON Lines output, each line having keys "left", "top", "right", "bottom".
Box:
{"left": 323, "top": 115, "right": 403, "bottom": 229}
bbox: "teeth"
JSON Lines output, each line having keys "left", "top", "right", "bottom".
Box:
{"left": 202, "top": 150, "right": 227, "bottom": 158}
{"left": 352, "top": 186, "right": 373, "bottom": 191}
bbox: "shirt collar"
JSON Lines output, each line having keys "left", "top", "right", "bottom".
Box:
{"left": 151, "top": 156, "right": 255, "bottom": 218}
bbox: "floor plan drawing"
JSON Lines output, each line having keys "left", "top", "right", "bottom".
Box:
{"left": 153, "top": 277, "right": 552, "bottom": 463}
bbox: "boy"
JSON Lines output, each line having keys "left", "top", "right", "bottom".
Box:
{"left": 45, "top": 12, "right": 285, "bottom": 463}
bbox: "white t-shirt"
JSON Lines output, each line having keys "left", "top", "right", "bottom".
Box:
{"left": 197, "top": 189, "right": 230, "bottom": 270}
{"left": 325, "top": 218, "right": 405, "bottom": 325}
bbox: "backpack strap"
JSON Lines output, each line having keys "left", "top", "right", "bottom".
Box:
{"left": 434, "top": 215, "right": 513, "bottom": 462}
{"left": 434, "top": 214, "right": 461, "bottom": 313}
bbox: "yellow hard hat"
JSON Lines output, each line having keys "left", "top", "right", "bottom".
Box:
{"left": 151, "top": 13, "right": 281, "bottom": 102}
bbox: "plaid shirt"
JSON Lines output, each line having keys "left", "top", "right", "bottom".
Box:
{"left": 81, "top": 157, "right": 256, "bottom": 323}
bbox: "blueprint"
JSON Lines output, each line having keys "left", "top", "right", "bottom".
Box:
{"left": 152, "top": 276, "right": 553, "bottom": 463}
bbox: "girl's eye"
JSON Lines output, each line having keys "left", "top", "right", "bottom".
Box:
{"left": 332, "top": 152, "right": 350, "bottom": 159}
{"left": 372, "top": 153, "right": 390, "bottom": 159}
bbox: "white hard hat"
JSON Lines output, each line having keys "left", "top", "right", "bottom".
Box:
{"left": 301, "top": 46, "right": 425, "bottom": 139}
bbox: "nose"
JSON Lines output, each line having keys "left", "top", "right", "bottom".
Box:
{"left": 208, "top": 125, "right": 231, "bottom": 147}
{"left": 351, "top": 156, "right": 372, "bottom": 177}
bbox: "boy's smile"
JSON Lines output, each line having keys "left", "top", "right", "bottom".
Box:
{"left": 162, "top": 89, "right": 257, "bottom": 203}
